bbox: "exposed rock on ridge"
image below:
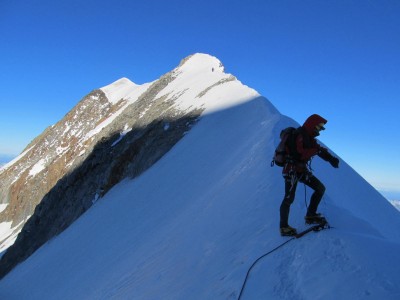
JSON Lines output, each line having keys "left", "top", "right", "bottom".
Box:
{"left": 0, "top": 53, "right": 235, "bottom": 278}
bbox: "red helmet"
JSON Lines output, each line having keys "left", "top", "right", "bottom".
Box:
{"left": 303, "top": 114, "right": 327, "bottom": 136}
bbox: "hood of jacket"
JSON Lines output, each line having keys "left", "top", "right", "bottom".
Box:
{"left": 303, "top": 114, "right": 327, "bottom": 137}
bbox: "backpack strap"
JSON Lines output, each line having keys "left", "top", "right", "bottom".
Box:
{"left": 285, "top": 127, "right": 301, "bottom": 161}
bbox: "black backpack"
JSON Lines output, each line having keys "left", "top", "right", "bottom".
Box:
{"left": 271, "top": 127, "right": 300, "bottom": 167}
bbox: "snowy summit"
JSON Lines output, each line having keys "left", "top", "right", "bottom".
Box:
{"left": 0, "top": 53, "right": 400, "bottom": 300}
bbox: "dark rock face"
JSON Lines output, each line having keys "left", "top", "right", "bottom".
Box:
{"left": 0, "top": 112, "right": 201, "bottom": 278}
{"left": 0, "top": 56, "right": 209, "bottom": 278}
{"left": 0, "top": 89, "right": 116, "bottom": 227}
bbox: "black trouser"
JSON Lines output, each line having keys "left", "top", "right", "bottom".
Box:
{"left": 280, "top": 173, "right": 325, "bottom": 227}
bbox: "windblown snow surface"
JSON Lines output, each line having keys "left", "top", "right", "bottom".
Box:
{"left": 1, "top": 54, "right": 400, "bottom": 300}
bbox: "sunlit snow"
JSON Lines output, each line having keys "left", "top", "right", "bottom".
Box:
{"left": 1, "top": 54, "right": 399, "bottom": 300}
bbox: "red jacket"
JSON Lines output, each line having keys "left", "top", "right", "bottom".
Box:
{"left": 283, "top": 114, "right": 328, "bottom": 174}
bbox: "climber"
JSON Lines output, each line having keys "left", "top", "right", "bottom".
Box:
{"left": 279, "top": 114, "right": 339, "bottom": 236}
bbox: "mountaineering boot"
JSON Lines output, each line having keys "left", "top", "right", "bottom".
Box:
{"left": 280, "top": 225, "right": 297, "bottom": 236}
{"left": 305, "top": 213, "right": 327, "bottom": 225}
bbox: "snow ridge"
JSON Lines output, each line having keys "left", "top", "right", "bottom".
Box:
{"left": 100, "top": 77, "right": 139, "bottom": 104}
{"left": 1, "top": 54, "right": 400, "bottom": 300}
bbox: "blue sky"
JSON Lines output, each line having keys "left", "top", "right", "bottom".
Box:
{"left": 1, "top": 0, "right": 399, "bottom": 198}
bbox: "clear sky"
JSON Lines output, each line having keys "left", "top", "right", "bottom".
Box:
{"left": 1, "top": 0, "right": 399, "bottom": 198}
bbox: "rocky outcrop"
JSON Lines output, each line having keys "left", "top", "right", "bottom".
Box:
{"left": 0, "top": 53, "right": 233, "bottom": 278}
{"left": 0, "top": 89, "right": 119, "bottom": 226}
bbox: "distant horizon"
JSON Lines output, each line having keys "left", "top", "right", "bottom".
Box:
{"left": 1, "top": 151, "right": 399, "bottom": 203}
{"left": 0, "top": 154, "right": 15, "bottom": 164}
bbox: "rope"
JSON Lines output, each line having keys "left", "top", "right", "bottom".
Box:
{"left": 237, "top": 238, "right": 295, "bottom": 300}
{"left": 237, "top": 224, "right": 332, "bottom": 300}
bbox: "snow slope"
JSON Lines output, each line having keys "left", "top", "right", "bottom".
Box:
{"left": 390, "top": 200, "right": 400, "bottom": 211}
{"left": 1, "top": 54, "right": 400, "bottom": 299}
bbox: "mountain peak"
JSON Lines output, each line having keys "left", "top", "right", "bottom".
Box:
{"left": 178, "top": 53, "right": 225, "bottom": 73}
{"left": 100, "top": 77, "right": 138, "bottom": 104}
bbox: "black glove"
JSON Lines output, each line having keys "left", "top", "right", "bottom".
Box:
{"left": 329, "top": 156, "right": 339, "bottom": 168}
{"left": 318, "top": 148, "right": 330, "bottom": 160}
